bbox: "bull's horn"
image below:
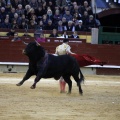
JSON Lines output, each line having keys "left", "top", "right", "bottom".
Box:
{"left": 22, "top": 41, "right": 28, "bottom": 45}
{"left": 35, "top": 40, "right": 41, "bottom": 46}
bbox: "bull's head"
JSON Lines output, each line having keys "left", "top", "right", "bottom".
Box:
{"left": 22, "top": 41, "right": 29, "bottom": 45}
{"left": 23, "top": 42, "right": 45, "bottom": 61}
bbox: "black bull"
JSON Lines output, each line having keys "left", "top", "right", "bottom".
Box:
{"left": 16, "top": 42, "right": 84, "bottom": 94}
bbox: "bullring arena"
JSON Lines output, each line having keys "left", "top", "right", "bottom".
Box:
{"left": 0, "top": 0, "right": 120, "bottom": 120}
{"left": 0, "top": 73, "right": 120, "bottom": 120}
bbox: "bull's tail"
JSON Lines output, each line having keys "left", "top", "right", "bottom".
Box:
{"left": 78, "top": 69, "right": 84, "bottom": 86}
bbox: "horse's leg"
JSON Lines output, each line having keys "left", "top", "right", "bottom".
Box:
{"left": 63, "top": 75, "right": 72, "bottom": 94}
{"left": 16, "top": 69, "right": 33, "bottom": 86}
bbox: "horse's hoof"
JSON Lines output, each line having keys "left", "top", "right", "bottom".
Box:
{"left": 30, "top": 86, "right": 35, "bottom": 89}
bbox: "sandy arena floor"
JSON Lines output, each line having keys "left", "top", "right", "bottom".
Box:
{"left": 0, "top": 73, "right": 120, "bottom": 120}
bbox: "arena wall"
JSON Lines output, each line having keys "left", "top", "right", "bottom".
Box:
{"left": 0, "top": 39, "right": 120, "bottom": 75}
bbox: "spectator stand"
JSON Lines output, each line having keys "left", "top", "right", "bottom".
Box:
{"left": 0, "top": 28, "right": 91, "bottom": 43}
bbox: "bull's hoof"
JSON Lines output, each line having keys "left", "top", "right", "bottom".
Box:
{"left": 79, "top": 92, "right": 83, "bottom": 96}
{"left": 16, "top": 83, "right": 22, "bottom": 86}
{"left": 67, "top": 91, "right": 71, "bottom": 94}
{"left": 30, "top": 85, "right": 35, "bottom": 89}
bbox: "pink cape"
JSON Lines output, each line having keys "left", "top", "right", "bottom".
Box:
{"left": 70, "top": 54, "right": 107, "bottom": 67}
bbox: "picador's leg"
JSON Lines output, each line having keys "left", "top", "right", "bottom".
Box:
{"left": 16, "top": 69, "right": 33, "bottom": 86}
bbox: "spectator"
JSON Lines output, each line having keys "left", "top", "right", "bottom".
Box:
{"left": 19, "top": 21, "right": 28, "bottom": 29}
{"left": 12, "top": 13, "right": 21, "bottom": 26}
{"left": 24, "top": 5, "right": 31, "bottom": 20}
{"left": 6, "top": 28, "right": 15, "bottom": 36}
{"left": 5, "top": 3, "right": 11, "bottom": 13}
{"left": 63, "top": 10, "right": 73, "bottom": 21}
{"left": 0, "top": 7, "right": 6, "bottom": 23}
{"left": 65, "top": 20, "right": 75, "bottom": 32}
{"left": 69, "top": 31, "right": 79, "bottom": 38}
{"left": 37, "top": 0, "right": 46, "bottom": 6}
{"left": 4, "top": 14, "right": 11, "bottom": 22}
{"left": 30, "top": 15, "right": 38, "bottom": 25}
{"left": 42, "top": 1, "right": 47, "bottom": 12}
{"left": 46, "top": 9, "right": 53, "bottom": 21}
{"left": 9, "top": 7, "right": 16, "bottom": 21}
{"left": 29, "top": 0, "right": 38, "bottom": 9}
{"left": 10, "top": 0, "right": 19, "bottom": 9}
{"left": 35, "top": 33, "right": 46, "bottom": 45}
{"left": 49, "top": 28, "right": 59, "bottom": 37}
{"left": 56, "top": 0, "right": 67, "bottom": 7}
{"left": 47, "top": 0, "right": 55, "bottom": 13}
{"left": 81, "top": 10, "right": 89, "bottom": 30}
{"left": 27, "top": 8, "right": 36, "bottom": 22}
{"left": 86, "top": 14, "right": 97, "bottom": 32}
{"left": 44, "top": 19, "right": 55, "bottom": 30}
{"left": 71, "top": 2, "right": 82, "bottom": 16}
{"left": 53, "top": 9, "right": 62, "bottom": 25}
{"left": 58, "top": 30, "right": 69, "bottom": 38}
{"left": 73, "top": 12, "right": 82, "bottom": 25}
{"left": 0, "top": 0, "right": 6, "bottom": 7}
{"left": 46, "top": 0, "right": 56, "bottom": 6}
{"left": 35, "top": 6, "right": 46, "bottom": 21}
{"left": 73, "top": 12, "right": 82, "bottom": 22}
{"left": 1, "top": 18, "right": 11, "bottom": 28}
{"left": 16, "top": 4, "right": 25, "bottom": 17}
{"left": 63, "top": 5, "right": 71, "bottom": 13}
{"left": 19, "top": 14, "right": 29, "bottom": 24}
{"left": 54, "top": 5, "right": 61, "bottom": 12}
{"left": 80, "top": 0, "right": 91, "bottom": 5}
{"left": 61, "top": 17, "right": 68, "bottom": 27}
{"left": 11, "top": 19, "right": 19, "bottom": 29}
{"left": 28, "top": 20, "right": 37, "bottom": 29}
{"left": 75, "top": 20, "right": 85, "bottom": 31}
{"left": 35, "top": 20, "right": 45, "bottom": 30}
{"left": 42, "top": 14, "right": 48, "bottom": 25}
{"left": 11, "top": 32, "right": 21, "bottom": 42}
{"left": 56, "top": 20, "right": 65, "bottom": 32}
{"left": 81, "top": 1, "right": 93, "bottom": 15}
{"left": 19, "top": 0, "right": 29, "bottom": 8}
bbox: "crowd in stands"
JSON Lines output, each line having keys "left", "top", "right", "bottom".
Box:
{"left": 0, "top": 0, "right": 100, "bottom": 33}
